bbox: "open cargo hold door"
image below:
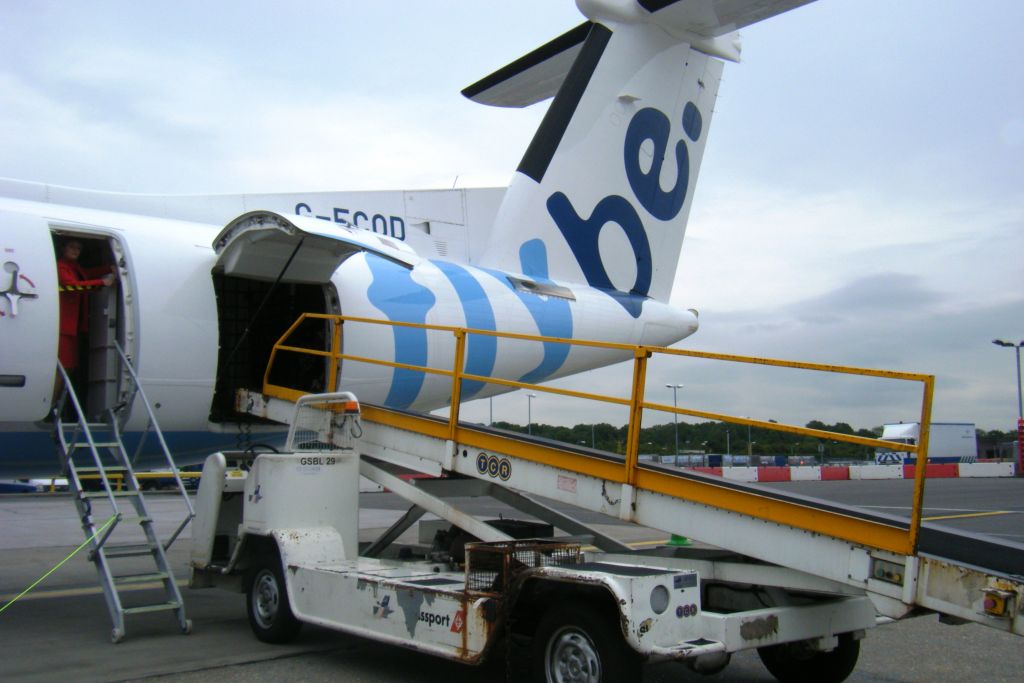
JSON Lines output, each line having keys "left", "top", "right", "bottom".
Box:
{"left": 213, "top": 210, "right": 418, "bottom": 282}
{"left": 209, "top": 211, "right": 418, "bottom": 421}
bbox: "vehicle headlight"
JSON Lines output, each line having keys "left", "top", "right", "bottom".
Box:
{"left": 650, "top": 585, "right": 670, "bottom": 614}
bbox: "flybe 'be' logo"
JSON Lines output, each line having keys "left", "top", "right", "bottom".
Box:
{"left": 547, "top": 102, "right": 702, "bottom": 317}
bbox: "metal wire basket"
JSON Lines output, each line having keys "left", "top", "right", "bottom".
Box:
{"left": 286, "top": 392, "right": 361, "bottom": 452}
{"left": 465, "top": 540, "right": 583, "bottom": 595}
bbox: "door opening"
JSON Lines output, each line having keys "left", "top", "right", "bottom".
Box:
{"left": 50, "top": 231, "right": 126, "bottom": 421}
{"left": 210, "top": 274, "right": 336, "bottom": 423}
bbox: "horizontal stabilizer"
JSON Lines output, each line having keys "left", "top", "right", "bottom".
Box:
{"left": 638, "top": 0, "right": 816, "bottom": 37}
{"left": 462, "top": 22, "right": 591, "bottom": 108}
{"left": 463, "top": 1, "right": 814, "bottom": 108}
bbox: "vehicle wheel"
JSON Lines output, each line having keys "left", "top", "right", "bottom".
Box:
{"left": 246, "top": 553, "right": 302, "bottom": 644}
{"left": 757, "top": 633, "right": 860, "bottom": 683}
{"left": 532, "top": 602, "right": 640, "bottom": 683}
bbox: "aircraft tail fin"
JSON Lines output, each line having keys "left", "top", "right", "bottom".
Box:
{"left": 466, "top": 0, "right": 810, "bottom": 316}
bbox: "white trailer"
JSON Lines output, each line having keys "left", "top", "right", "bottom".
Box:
{"left": 876, "top": 422, "right": 977, "bottom": 463}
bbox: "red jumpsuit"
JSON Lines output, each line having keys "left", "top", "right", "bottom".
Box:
{"left": 57, "top": 258, "right": 111, "bottom": 370}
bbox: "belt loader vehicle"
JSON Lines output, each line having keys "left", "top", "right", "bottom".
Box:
{"left": 187, "top": 325, "right": 1024, "bottom": 683}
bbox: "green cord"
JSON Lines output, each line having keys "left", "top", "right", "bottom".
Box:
{"left": 0, "top": 514, "right": 118, "bottom": 615}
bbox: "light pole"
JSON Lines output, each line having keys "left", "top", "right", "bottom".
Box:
{"left": 992, "top": 340, "right": 1023, "bottom": 419}
{"left": 591, "top": 423, "right": 596, "bottom": 449}
{"left": 489, "top": 396, "right": 493, "bottom": 426}
{"left": 527, "top": 393, "right": 537, "bottom": 435}
{"left": 993, "top": 339, "right": 1024, "bottom": 474}
{"left": 666, "top": 383, "right": 684, "bottom": 456}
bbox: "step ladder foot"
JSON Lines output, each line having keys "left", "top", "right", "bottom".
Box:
{"left": 111, "top": 628, "right": 124, "bottom": 644}
{"left": 182, "top": 619, "right": 193, "bottom": 635}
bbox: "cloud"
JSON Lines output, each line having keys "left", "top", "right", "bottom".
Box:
{"left": 0, "top": 47, "right": 541, "bottom": 194}
{"left": 0, "top": 70, "right": 135, "bottom": 162}
{"left": 788, "top": 273, "right": 941, "bottom": 323}
{"left": 680, "top": 289, "right": 1024, "bottom": 430}
{"left": 216, "top": 97, "right": 538, "bottom": 193}
{"left": 462, "top": 276, "right": 1024, "bottom": 434}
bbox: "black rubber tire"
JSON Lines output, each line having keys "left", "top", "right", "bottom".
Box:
{"left": 757, "top": 633, "right": 860, "bottom": 683}
{"left": 531, "top": 602, "right": 641, "bottom": 683}
{"left": 246, "top": 553, "right": 302, "bottom": 644}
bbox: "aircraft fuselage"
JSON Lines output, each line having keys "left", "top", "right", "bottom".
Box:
{"left": 0, "top": 197, "right": 696, "bottom": 476}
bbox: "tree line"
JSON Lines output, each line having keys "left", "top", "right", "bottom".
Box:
{"left": 489, "top": 420, "right": 1019, "bottom": 462}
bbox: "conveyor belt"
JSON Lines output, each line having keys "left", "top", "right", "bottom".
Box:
{"left": 918, "top": 526, "right": 1024, "bottom": 579}
{"left": 370, "top": 409, "right": 1024, "bottom": 580}
{"left": 643, "top": 463, "right": 1024, "bottom": 579}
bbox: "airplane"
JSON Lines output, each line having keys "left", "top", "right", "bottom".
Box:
{"left": 0, "top": 0, "right": 815, "bottom": 477}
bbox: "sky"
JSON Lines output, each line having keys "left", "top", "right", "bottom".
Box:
{"left": 1, "top": 1, "right": 1022, "bottom": 434}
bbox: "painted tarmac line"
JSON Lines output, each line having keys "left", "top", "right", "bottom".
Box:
{"left": 922, "top": 510, "right": 1015, "bottom": 522}
{"left": 576, "top": 538, "right": 670, "bottom": 552}
{"left": 859, "top": 505, "right": 1015, "bottom": 513}
{"left": 0, "top": 579, "right": 189, "bottom": 604}
{"left": 857, "top": 506, "right": 1017, "bottom": 521}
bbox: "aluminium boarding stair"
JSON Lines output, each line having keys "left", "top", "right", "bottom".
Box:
{"left": 53, "top": 342, "right": 193, "bottom": 643}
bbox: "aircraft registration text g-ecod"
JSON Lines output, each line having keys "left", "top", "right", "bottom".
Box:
{"left": 295, "top": 203, "right": 405, "bottom": 240}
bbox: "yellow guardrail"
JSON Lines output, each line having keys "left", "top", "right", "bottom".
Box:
{"left": 262, "top": 314, "right": 934, "bottom": 556}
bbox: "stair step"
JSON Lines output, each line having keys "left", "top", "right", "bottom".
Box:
{"left": 81, "top": 490, "right": 140, "bottom": 499}
{"left": 102, "top": 544, "right": 156, "bottom": 559}
{"left": 113, "top": 572, "right": 170, "bottom": 586}
{"left": 60, "top": 422, "right": 108, "bottom": 430}
{"left": 70, "top": 441, "right": 121, "bottom": 449}
{"left": 72, "top": 470, "right": 132, "bottom": 479}
{"left": 61, "top": 425, "right": 112, "bottom": 432}
{"left": 90, "top": 515, "right": 151, "bottom": 527}
{"left": 122, "top": 601, "right": 182, "bottom": 615}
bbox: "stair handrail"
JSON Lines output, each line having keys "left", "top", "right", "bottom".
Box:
{"left": 54, "top": 362, "right": 123, "bottom": 550}
{"left": 111, "top": 341, "right": 195, "bottom": 549}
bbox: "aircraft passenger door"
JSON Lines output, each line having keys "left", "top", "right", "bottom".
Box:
{"left": 71, "top": 234, "right": 130, "bottom": 421}
{"left": 87, "top": 284, "right": 119, "bottom": 419}
{"left": 0, "top": 210, "right": 59, "bottom": 421}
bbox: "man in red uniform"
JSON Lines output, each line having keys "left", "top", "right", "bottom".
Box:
{"left": 56, "top": 238, "right": 116, "bottom": 375}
